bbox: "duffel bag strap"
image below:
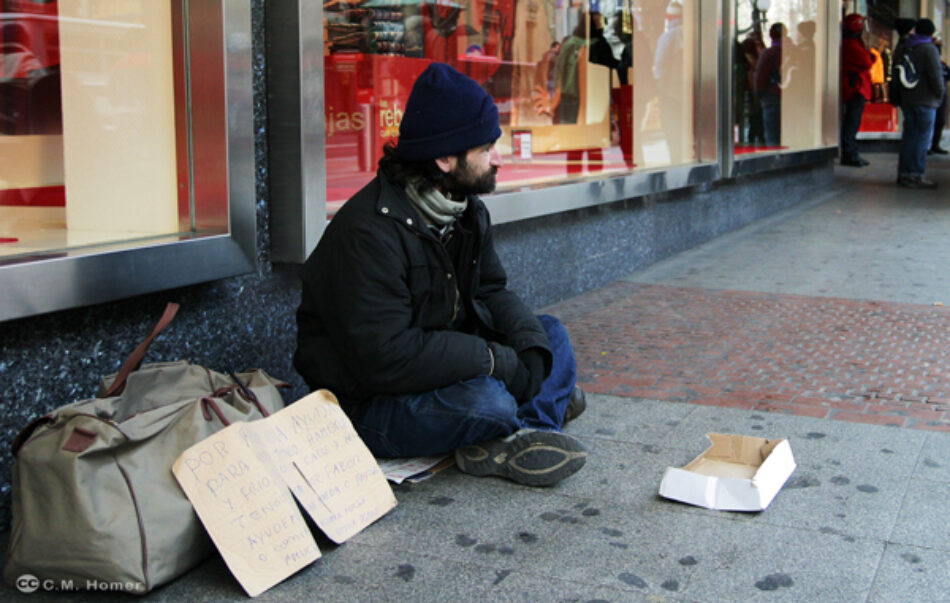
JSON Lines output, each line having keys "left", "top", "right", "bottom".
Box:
{"left": 222, "top": 371, "right": 271, "bottom": 417}
{"left": 102, "top": 302, "right": 180, "bottom": 397}
{"left": 11, "top": 415, "right": 56, "bottom": 456}
{"left": 200, "top": 397, "right": 232, "bottom": 426}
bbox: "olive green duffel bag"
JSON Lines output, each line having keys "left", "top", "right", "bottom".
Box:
{"left": 3, "top": 303, "right": 287, "bottom": 594}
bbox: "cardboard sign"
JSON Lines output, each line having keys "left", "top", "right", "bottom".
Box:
{"left": 173, "top": 424, "right": 320, "bottom": 597}
{"left": 173, "top": 390, "right": 397, "bottom": 596}
{"left": 241, "top": 392, "right": 398, "bottom": 543}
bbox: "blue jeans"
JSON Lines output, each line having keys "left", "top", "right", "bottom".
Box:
{"left": 840, "top": 96, "right": 866, "bottom": 159}
{"left": 351, "top": 314, "right": 578, "bottom": 458}
{"left": 898, "top": 105, "right": 937, "bottom": 177}
{"left": 761, "top": 101, "right": 781, "bottom": 146}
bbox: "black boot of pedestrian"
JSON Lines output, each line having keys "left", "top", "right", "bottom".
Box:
{"left": 841, "top": 156, "right": 869, "bottom": 167}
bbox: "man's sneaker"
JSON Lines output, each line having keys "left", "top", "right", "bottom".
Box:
{"left": 564, "top": 386, "right": 587, "bottom": 424}
{"left": 455, "top": 429, "right": 588, "bottom": 487}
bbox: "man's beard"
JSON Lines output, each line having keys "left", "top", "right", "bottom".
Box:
{"left": 443, "top": 156, "right": 498, "bottom": 196}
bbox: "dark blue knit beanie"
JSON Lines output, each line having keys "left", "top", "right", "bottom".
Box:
{"left": 397, "top": 62, "right": 501, "bottom": 161}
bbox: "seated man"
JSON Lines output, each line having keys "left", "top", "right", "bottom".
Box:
{"left": 294, "top": 62, "right": 587, "bottom": 487}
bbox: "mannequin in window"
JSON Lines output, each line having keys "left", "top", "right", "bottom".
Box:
{"left": 653, "top": 1, "right": 686, "bottom": 162}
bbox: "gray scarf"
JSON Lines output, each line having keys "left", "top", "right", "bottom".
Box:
{"left": 405, "top": 179, "right": 467, "bottom": 226}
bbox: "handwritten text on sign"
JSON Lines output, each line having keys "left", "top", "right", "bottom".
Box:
{"left": 173, "top": 390, "right": 396, "bottom": 597}
{"left": 174, "top": 425, "right": 319, "bottom": 597}
{"left": 243, "top": 392, "right": 397, "bottom": 543}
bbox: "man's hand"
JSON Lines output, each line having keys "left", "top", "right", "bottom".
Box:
{"left": 489, "top": 342, "right": 532, "bottom": 402}
{"left": 488, "top": 341, "right": 519, "bottom": 386}
{"left": 518, "top": 348, "right": 547, "bottom": 402}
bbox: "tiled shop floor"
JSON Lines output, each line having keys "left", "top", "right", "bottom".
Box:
{"left": 550, "top": 281, "right": 950, "bottom": 431}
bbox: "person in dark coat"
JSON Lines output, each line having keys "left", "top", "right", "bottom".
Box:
{"left": 295, "top": 62, "right": 588, "bottom": 487}
{"left": 895, "top": 19, "right": 945, "bottom": 188}
{"left": 839, "top": 13, "right": 874, "bottom": 166}
{"left": 928, "top": 38, "right": 949, "bottom": 155}
{"left": 754, "top": 23, "right": 787, "bottom": 146}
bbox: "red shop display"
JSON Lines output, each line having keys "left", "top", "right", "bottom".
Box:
{"left": 2, "top": 0, "right": 65, "bottom": 208}
{"left": 859, "top": 102, "right": 899, "bottom": 133}
{"left": 1, "top": 0, "right": 61, "bottom": 135}
{"left": 324, "top": 53, "right": 433, "bottom": 207}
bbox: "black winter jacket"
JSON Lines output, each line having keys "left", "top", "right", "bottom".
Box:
{"left": 899, "top": 37, "right": 946, "bottom": 108}
{"left": 294, "top": 170, "right": 552, "bottom": 412}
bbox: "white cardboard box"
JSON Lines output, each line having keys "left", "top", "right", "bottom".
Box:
{"left": 659, "top": 433, "right": 797, "bottom": 512}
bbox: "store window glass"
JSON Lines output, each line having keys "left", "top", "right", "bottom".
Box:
{"left": 856, "top": 10, "right": 903, "bottom": 135}
{"left": 631, "top": 0, "right": 697, "bottom": 169}
{"left": 0, "top": 1, "right": 220, "bottom": 263}
{"left": 733, "top": 0, "right": 825, "bottom": 154}
{"left": 323, "top": 0, "right": 700, "bottom": 213}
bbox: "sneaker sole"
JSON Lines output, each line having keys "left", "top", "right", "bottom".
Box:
{"left": 456, "top": 431, "right": 588, "bottom": 487}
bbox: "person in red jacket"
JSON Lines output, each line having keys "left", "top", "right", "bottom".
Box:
{"left": 840, "top": 13, "right": 875, "bottom": 166}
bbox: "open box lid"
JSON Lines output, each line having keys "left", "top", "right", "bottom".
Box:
{"left": 658, "top": 433, "right": 797, "bottom": 512}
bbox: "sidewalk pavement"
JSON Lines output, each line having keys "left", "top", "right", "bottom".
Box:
{"left": 5, "top": 154, "right": 950, "bottom": 601}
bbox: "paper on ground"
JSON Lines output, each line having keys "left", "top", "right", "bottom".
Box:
{"left": 377, "top": 454, "right": 452, "bottom": 484}
{"left": 173, "top": 390, "right": 397, "bottom": 596}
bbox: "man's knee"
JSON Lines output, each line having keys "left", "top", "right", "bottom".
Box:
{"left": 537, "top": 313, "right": 568, "bottom": 340}
{"left": 446, "top": 376, "right": 520, "bottom": 425}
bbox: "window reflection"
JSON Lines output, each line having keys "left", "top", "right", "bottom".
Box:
{"left": 0, "top": 1, "right": 198, "bottom": 262}
{"left": 856, "top": 11, "right": 904, "bottom": 135}
{"left": 634, "top": 1, "right": 696, "bottom": 167}
{"left": 323, "top": 0, "right": 701, "bottom": 212}
{"left": 733, "top": 0, "right": 823, "bottom": 154}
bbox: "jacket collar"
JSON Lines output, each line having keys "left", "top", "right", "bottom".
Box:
{"left": 375, "top": 169, "right": 430, "bottom": 235}
{"left": 375, "top": 169, "right": 479, "bottom": 236}
{"left": 907, "top": 33, "right": 934, "bottom": 49}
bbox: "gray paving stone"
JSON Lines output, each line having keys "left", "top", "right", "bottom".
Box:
{"left": 565, "top": 394, "right": 695, "bottom": 447}
{"left": 260, "top": 544, "right": 500, "bottom": 603}
{"left": 553, "top": 436, "right": 695, "bottom": 510}
{"left": 346, "top": 470, "right": 571, "bottom": 565}
{"left": 867, "top": 543, "right": 950, "bottom": 603}
{"left": 479, "top": 570, "right": 657, "bottom": 603}
{"left": 752, "top": 467, "right": 907, "bottom": 541}
{"left": 623, "top": 158, "right": 950, "bottom": 306}
{"left": 144, "top": 542, "right": 505, "bottom": 603}
{"left": 517, "top": 504, "right": 882, "bottom": 602}
{"left": 888, "top": 479, "right": 950, "bottom": 551}
{"left": 911, "top": 432, "right": 950, "bottom": 483}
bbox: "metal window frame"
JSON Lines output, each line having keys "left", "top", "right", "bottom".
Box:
{"left": 0, "top": 0, "right": 256, "bottom": 323}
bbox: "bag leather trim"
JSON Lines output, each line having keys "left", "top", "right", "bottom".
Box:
{"left": 62, "top": 427, "right": 97, "bottom": 453}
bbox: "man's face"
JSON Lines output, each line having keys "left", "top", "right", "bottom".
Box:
{"left": 442, "top": 141, "right": 502, "bottom": 196}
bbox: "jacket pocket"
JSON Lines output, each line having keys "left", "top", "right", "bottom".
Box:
{"left": 407, "top": 262, "right": 455, "bottom": 329}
